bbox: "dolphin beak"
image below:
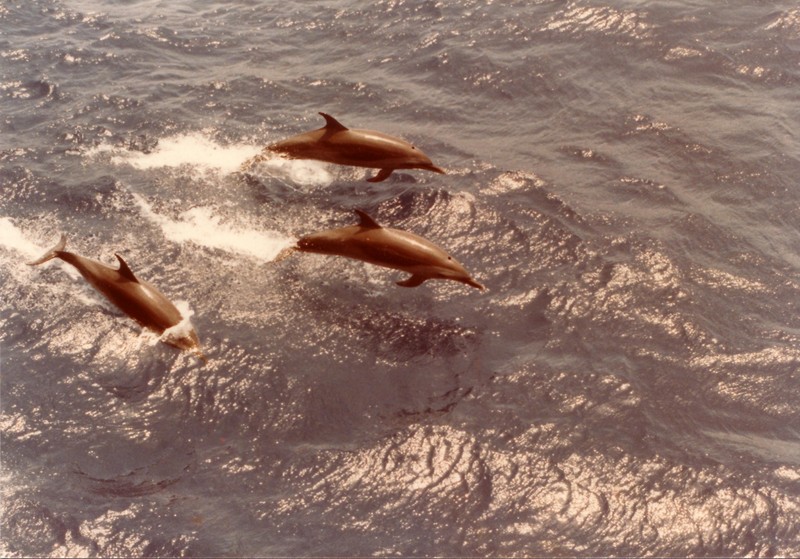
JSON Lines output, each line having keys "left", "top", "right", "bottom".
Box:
{"left": 427, "top": 164, "right": 446, "bottom": 175}
{"left": 463, "top": 277, "right": 486, "bottom": 290}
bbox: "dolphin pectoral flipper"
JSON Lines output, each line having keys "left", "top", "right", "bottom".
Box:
{"left": 27, "top": 234, "right": 67, "bottom": 266}
{"left": 367, "top": 168, "right": 394, "bottom": 183}
{"left": 194, "top": 348, "right": 208, "bottom": 364}
{"left": 396, "top": 274, "right": 427, "bottom": 288}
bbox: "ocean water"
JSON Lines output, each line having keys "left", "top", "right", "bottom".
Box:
{"left": 2, "top": 0, "right": 800, "bottom": 556}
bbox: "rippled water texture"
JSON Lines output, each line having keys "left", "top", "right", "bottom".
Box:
{"left": 2, "top": 0, "right": 800, "bottom": 557}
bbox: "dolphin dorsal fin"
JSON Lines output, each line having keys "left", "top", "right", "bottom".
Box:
{"left": 319, "top": 112, "right": 349, "bottom": 132}
{"left": 114, "top": 253, "right": 138, "bottom": 282}
{"left": 355, "top": 209, "right": 382, "bottom": 229}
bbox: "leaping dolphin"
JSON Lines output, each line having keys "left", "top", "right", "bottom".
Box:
{"left": 285, "top": 209, "right": 484, "bottom": 290}
{"left": 244, "top": 113, "right": 446, "bottom": 182}
{"left": 27, "top": 235, "right": 206, "bottom": 361}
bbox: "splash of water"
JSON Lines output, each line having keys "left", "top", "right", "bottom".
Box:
{"left": 249, "top": 156, "right": 334, "bottom": 188}
{"left": 159, "top": 301, "right": 195, "bottom": 346}
{"left": 0, "top": 217, "right": 84, "bottom": 282}
{"left": 0, "top": 217, "right": 50, "bottom": 260}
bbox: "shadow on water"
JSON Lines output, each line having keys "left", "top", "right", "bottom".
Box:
{"left": 74, "top": 466, "right": 186, "bottom": 498}
{"left": 95, "top": 361, "right": 169, "bottom": 402}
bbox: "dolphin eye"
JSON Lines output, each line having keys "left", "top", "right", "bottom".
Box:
{"left": 448, "top": 256, "right": 452, "bottom": 260}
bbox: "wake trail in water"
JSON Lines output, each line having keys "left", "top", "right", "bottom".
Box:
{"left": 131, "top": 194, "right": 294, "bottom": 262}
{"left": 87, "top": 132, "right": 263, "bottom": 173}
{"left": 86, "top": 132, "right": 335, "bottom": 188}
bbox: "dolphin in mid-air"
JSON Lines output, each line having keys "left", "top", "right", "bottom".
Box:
{"left": 285, "top": 209, "right": 484, "bottom": 290}
{"left": 244, "top": 112, "right": 446, "bottom": 182}
{"left": 27, "top": 235, "right": 206, "bottom": 361}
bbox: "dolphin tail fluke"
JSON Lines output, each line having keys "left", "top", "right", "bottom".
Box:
{"left": 367, "top": 168, "right": 394, "bottom": 182}
{"left": 27, "top": 234, "right": 67, "bottom": 266}
{"left": 397, "top": 274, "right": 427, "bottom": 288}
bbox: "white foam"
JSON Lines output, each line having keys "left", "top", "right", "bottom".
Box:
{"left": 85, "top": 132, "right": 336, "bottom": 188}
{"left": 87, "top": 132, "right": 262, "bottom": 174}
{"left": 0, "top": 217, "right": 49, "bottom": 261}
{"left": 252, "top": 156, "right": 334, "bottom": 188}
{"left": 132, "top": 194, "right": 293, "bottom": 261}
{"left": 158, "top": 300, "right": 195, "bottom": 345}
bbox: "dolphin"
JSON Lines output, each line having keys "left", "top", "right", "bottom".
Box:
{"left": 27, "top": 235, "right": 206, "bottom": 361}
{"left": 286, "top": 209, "right": 485, "bottom": 290}
{"left": 244, "top": 112, "right": 446, "bottom": 182}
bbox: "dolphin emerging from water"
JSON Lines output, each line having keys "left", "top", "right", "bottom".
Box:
{"left": 284, "top": 209, "right": 484, "bottom": 290}
{"left": 27, "top": 235, "right": 206, "bottom": 361}
{"left": 244, "top": 112, "right": 446, "bottom": 182}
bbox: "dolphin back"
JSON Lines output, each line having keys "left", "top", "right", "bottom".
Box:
{"left": 27, "top": 234, "right": 68, "bottom": 266}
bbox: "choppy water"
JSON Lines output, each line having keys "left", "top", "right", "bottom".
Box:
{"left": 2, "top": 1, "right": 800, "bottom": 557}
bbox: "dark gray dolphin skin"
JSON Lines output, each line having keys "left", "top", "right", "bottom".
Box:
{"left": 244, "top": 112, "right": 446, "bottom": 182}
{"left": 27, "top": 235, "right": 206, "bottom": 361}
{"left": 289, "top": 209, "right": 484, "bottom": 290}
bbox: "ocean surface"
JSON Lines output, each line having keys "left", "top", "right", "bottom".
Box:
{"left": 2, "top": 0, "right": 800, "bottom": 557}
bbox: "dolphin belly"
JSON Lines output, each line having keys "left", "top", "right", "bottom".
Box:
{"left": 99, "top": 278, "right": 184, "bottom": 334}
